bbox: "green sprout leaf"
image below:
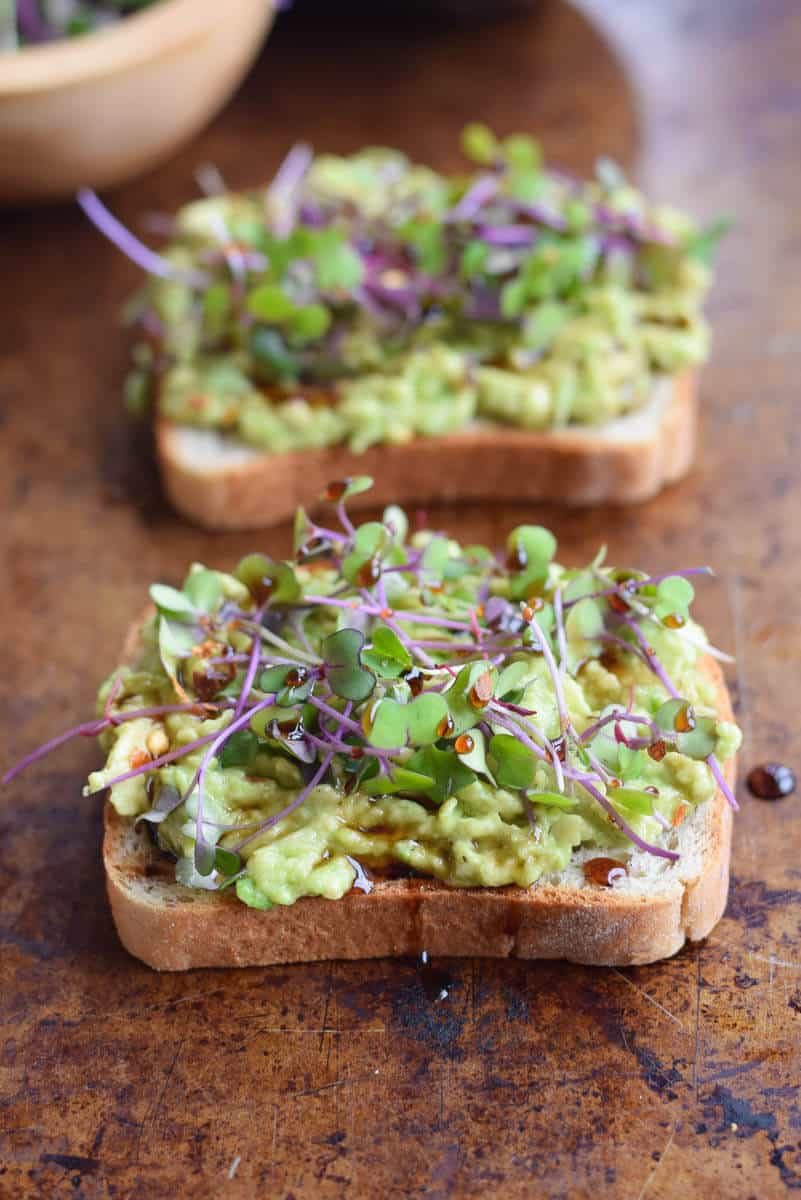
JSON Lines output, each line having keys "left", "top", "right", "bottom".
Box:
{"left": 150, "top": 583, "right": 195, "bottom": 617}
{"left": 527, "top": 791, "right": 577, "bottom": 810}
{"left": 654, "top": 575, "right": 695, "bottom": 620}
{"left": 496, "top": 660, "right": 530, "bottom": 700}
{"left": 456, "top": 728, "right": 490, "bottom": 777}
{"left": 202, "top": 281, "right": 231, "bottom": 339}
{"left": 194, "top": 836, "right": 216, "bottom": 877}
{"left": 503, "top": 133, "right": 541, "bottom": 171}
{"left": 382, "top": 503, "right": 409, "bottom": 544}
{"left": 501, "top": 277, "right": 528, "bottom": 319}
{"left": 234, "top": 554, "right": 301, "bottom": 606}
{"left": 312, "top": 235, "right": 365, "bottom": 291}
{"left": 259, "top": 666, "right": 290, "bottom": 694}
{"left": 293, "top": 506, "right": 312, "bottom": 554}
{"left": 183, "top": 567, "right": 222, "bottom": 613}
{"left": 246, "top": 283, "right": 295, "bottom": 322}
{"left": 369, "top": 693, "right": 449, "bottom": 749}
{"left": 507, "top": 167, "right": 543, "bottom": 204}
{"left": 289, "top": 303, "right": 332, "bottom": 343}
{"left": 407, "top": 746, "right": 476, "bottom": 805}
{"left": 488, "top": 734, "right": 537, "bottom": 789}
{"left": 460, "top": 239, "right": 489, "bottom": 279}
{"left": 322, "top": 629, "right": 376, "bottom": 702}
{"left": 617, "top": 744, "right": 644, "bottom": 782}
{"left": 507, "top": 525, "right": 557, "bottom": 599}
{"left": 398, "top": 220, "right": 446, "bottom": 275}
{"left": 563, "top": 570, "right": 597, "bottom": 603}
{"left": 522, "top": 301, "right": 568, "bottom": 352}
{"left": 654, "top": 698, "right": 693, "bottom": 733}
{"left": 158, "top": 615, "right": 197, "bottom": 685}
{"left": 248, "top": 327, "right": 298, "bottom": 382}
{"left": 214, "top": 846, "right": 242, "bottom": 876}
{"left": 677, "top": 717, "right": 718, "bottom": 761}
{"left": 361, "top": 767, "right": 436, "bottom": 797}
{"left": 446, "top": 662, "right": 498, "bottom": 736}
{"left": 220, "top": 729, "right": 260, "bottom": 768}
{"left": 610, "top": 787, "right": 656, "bottom": 816}
{"left": 235, "top": 876, "right": 273, "bottom": 909}
{"left": 362, "top": 625, "right": 412, "bottom": 679}
{"left": 337, "top": 476, "right": 375, "bottom": 501}
{"left": 203, "top": 280, "right": 231, "bottom": 321}
{"left": 342, "top": 520, "right": 388, "bottom": 584}
{"left": 420, "top": 536, "right": 450, "bottom": 583}
{"left": 461, "top": 122, "right": 498, "bottom": 165}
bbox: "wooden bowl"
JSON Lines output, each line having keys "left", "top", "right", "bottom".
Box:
{"left": 0, "top": 0, "right": 276, "bottom": 202}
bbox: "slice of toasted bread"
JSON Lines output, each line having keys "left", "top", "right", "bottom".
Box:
{"left": 104, "top": 648, "right": 733, "bottom": 971}
{"left": 156, "top": 370, "right": 697, "bottom": 530}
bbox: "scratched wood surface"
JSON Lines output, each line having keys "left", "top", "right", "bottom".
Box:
{"left": 2, "top": 0, "right": 801, "bottom": 1195}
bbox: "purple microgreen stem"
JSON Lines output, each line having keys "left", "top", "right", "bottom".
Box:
{"left": 578, "top": 777, "right": 679, "bottom": 861}
{"left": 618, "top": 615, "right": 681, "bottom": 700}
{"left": 76, "top": 190, "right": 208, "bottom": 287}
{"left": 553, "top": 586, "right": 567, "bottom": 673}
{"left": 188, "top": 697, "right": 277, "bottom": 850}
{"left": 305, "top": 694, "right": 364, "bottom": 737}
{"left": 523, "top": 610, "right": 570, "bottom": 735}
{"left": 707, "top": 753, "right": 740, "bottom": 812}
{"left": 234, "top": 631, "right": 263, "bottom": 720}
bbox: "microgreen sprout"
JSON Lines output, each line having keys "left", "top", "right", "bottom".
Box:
{"left": 76, "top": 128, "right": 726, "bottom": 445}
{"left": 3, "top": 481, "right": 740, "bottom": 901}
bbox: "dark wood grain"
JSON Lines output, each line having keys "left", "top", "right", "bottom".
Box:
{"left": 2, "top": 1, "right": 801, "bottom": 1196}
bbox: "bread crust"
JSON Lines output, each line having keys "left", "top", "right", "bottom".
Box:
{"left": 103, "top": 648, "right": 733, "bottom": 971}
{"left": 155, "top": 371, "right": 697, "bottom": 530}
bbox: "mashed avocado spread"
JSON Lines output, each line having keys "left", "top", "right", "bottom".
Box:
{"left": 86, "top": 480, "right": 740, "bottom": 909}
{"left": 123, "top": 127, "right": 726, "bottom": 452}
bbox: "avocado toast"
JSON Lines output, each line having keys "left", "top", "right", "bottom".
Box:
{"left": 5, "top": 481, "right": 740, "bottom": 968}
{"left": 80, "top": 127, "right": 724, "bottom": 527}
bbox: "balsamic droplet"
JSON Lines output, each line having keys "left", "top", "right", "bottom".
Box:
{"left": 356, "top": 555, "right": 382, "bottom": 588}
{"left": 551, "top": 735, "right": 567, "bottom": 763}
{"left": 436, "top": 714, "right": 455, "bottom": 738}
{"left": 420, "top": 953, "right": 454, "bottom": 1004}
{"left": 405, "top": 668, "right": 424, "bottom": 697}
{"left": 746, "top": 763, "right": 796, "bottom": 801}
{"left": 325, "top": 479, "right": 350, "bottom": 502}
{"left": 607, "top": 592, "right": 630, "bottom": 615}
{"left": 583, "top": 857, "right": 627, "bottom": 887}
{"left": 506, "top": 543, "right": 527, "bottom": 571}
{"left": 673, "top": 702, "right": 696, "bottom": 733}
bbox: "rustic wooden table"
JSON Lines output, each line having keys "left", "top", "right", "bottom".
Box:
{"left": 2, "top": 0, "right": 800, "bottom": 1195}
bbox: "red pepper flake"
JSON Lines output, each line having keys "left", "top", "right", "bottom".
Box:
{"left": 672, "top": 803, "right": 690, "bottom": 827}
{"left": 129, "top": 748, "right": 151, "bottom": 770}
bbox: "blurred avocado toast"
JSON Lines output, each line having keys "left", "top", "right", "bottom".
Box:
{"left": 79, "top": 126, "right": 727, "bottom": 528}
{"left": 4, "top": 481, "right": 740, "bottom": 968}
